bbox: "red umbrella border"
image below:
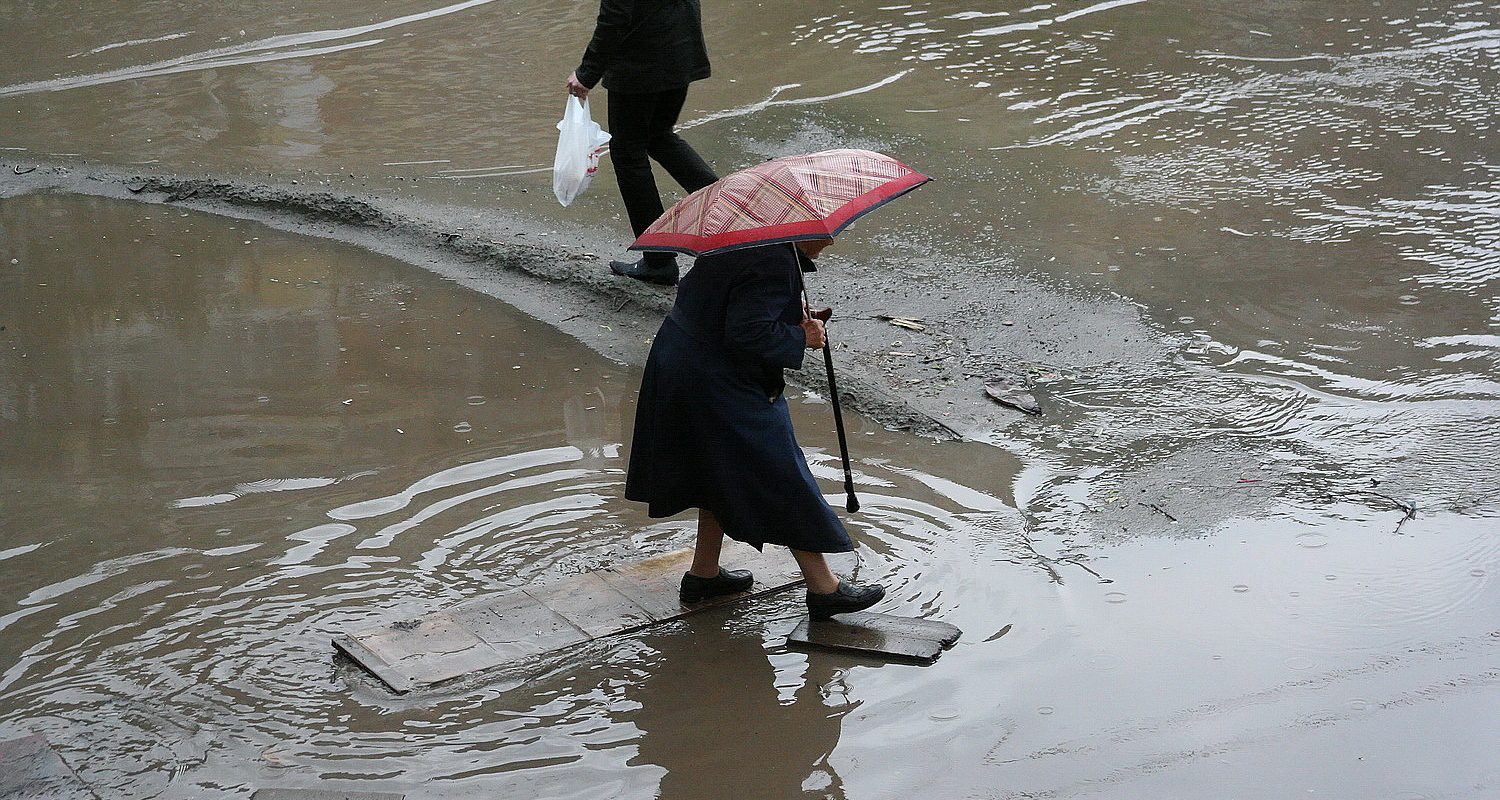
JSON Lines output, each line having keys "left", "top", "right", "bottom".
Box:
{"left": 629, "top": 170, "right": 932, "bottom": 257}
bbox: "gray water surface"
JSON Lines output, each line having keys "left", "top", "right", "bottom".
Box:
{"left": 2, "top": 1, "right": 1498, "bottom": 797}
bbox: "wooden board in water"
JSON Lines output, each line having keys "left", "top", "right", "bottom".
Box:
{"left": 334, "top": 540, "right": 803, "bottom": 694}
{"left": 787, "top": 611, "right": 962, "bottom": 665}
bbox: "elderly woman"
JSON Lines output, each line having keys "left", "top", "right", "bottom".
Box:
{"left": 625, "top": 238, "right": 884, "bottom": 618}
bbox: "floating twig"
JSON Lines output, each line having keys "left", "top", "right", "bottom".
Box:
{"left": 1141, "top": 502, "right": 1178, "bottom": 523}
{"left": 876, "top": 314, "right": 927, "bottom": 332}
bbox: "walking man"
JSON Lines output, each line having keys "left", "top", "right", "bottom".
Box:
{"left": 566, "top": 0, "right": 718, "bottom": 286}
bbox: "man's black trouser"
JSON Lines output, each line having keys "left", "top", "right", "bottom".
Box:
{"left": 607, "top": 87, "right": 717, "bottom": 267}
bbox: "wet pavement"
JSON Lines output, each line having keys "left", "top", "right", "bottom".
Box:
{"left": 2, "top": 0, "right": 1499, "bottom": 797}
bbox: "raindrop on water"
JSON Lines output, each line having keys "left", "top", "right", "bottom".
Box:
{"left": 1348, "top": 699, "right": 1370, "bottom": 712}
{"left": 1104, "top": 591, "right": 1127, "bottom": 604}
{"left": 929, "top": 706, "right": 960, "bottom": 721}
{"left": 1232, "top": 584, "right": 1250, "bottom": 593}
{"left": 453, "top": 422, "right": 473, "bottom": 433}
{"left": 1037, "top": 706, "right": 1054, "bottom": 716}
{"left": 101, "top": 417, "right": 117, "bottom": 426}
{"left": 1285, "top": 656, "right": 1315, "bottom": 670}
{"left": 466, "top": 395, "right": 487, "bottom": 405}
{"left": 256, "top": 396, "right": 270, "bottom": 403}
{"left": 1471, "top": 569, "right": 1486, "bottom": 577}
{"left": 1296, "top": 533, "right": 1329, "bottom": 548}
{"left": 1397, "top": 294, "right": 1421, "bottom": 305}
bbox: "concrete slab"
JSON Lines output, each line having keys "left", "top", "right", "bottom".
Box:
{"left": 0, "top": 733, "right": 96, "bottom": 800}
{"left": 787, "top": 612, "right": 963, "bottom": 665}
{"left": 251, "top": 790, "right": 404, "bottom": 800}
{"left": 335, "top": 540, "right": 805, "bottom": 693}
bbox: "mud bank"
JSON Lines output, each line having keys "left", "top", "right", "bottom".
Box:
{"left": 0, "top": 158, "right": 1170, "bottom": 442}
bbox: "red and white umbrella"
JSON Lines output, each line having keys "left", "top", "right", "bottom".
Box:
{"left": 631, "top": 149, "right": 931, "bottom": 513}
{"left": 630, "top": 148, "right": 930, "bottom": 257}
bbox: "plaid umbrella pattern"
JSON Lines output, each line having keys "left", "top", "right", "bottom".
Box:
{"left": 630, "top": 149, "right": 930, "bottom": 257}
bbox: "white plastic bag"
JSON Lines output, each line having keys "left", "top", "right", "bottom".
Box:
{"left": 552, "top": 96, "right": 612, "bottom": 207}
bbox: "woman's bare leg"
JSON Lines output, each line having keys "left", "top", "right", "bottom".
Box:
{"left": 791, "top": 549, "right": 840, "bottom": 594}
{"left": 688, "top": 509, "right": 726, "bottom": 578}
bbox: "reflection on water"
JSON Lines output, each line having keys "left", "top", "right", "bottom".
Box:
{"left": 629, "top": 624, "right": 850, "bottom": 800}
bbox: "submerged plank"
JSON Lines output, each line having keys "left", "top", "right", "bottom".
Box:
{"left": 251, "top": 790, "right": 405, "bottom": 800}
{"left": 335, "top": 541, "right": 805, "bottom": 693}
{"left": 787, "top": 612, "right": 963, "bottom": 665}
{"left": 0, "top": 733, "right": 96, "bottom": 800}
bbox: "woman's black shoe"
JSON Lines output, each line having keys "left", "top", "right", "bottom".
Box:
{"left": 806, "top": 580, "right": 885, "bottom": 619}
{"left": 610, "top": 258, "right": 678, "bottom": 286}
{"left": 679, "top": 568, "right": 755, "bottom": 603}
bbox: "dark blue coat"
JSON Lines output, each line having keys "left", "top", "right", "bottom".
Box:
{"left": 624, "top": 245, "right": 853, "bottom": 553}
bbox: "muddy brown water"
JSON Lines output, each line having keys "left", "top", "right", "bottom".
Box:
{"left": 2, "top": 194, "right": 1495, "bottom": 799}
{"left": 2, "top": 0, "right": 1499, "bottom": 797}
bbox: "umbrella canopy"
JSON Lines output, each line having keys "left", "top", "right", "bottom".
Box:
{"left": 630, "top": 148, "right": 930, "bottom": 257}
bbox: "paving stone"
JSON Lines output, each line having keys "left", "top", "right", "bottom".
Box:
{"left": 787, "top": 612, "right": 963, "bottom": 665}
{"left": 0, "top": 733, "right": 96, "bottom": 800}
{"left": 335, "top": 541, "right": 806, "bottom": 693}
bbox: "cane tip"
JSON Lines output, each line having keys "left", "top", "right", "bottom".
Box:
{"left": 846, "top": 496, "right": 860, "bottom": 513}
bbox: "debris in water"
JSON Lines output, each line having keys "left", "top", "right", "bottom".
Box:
{"left": 1142, "top": 502, "right": 1178, "bottom": 522}
{"left": 983, "top": 374, "right": 1040, "bottom": 415}
{"left": 878, "top": 315, "right": 926, "bottom": 332}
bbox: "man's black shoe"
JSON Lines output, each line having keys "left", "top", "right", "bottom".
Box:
{"left": 610, "top": 258, "right": 678, "bottom": 286}
{"left": 806, "top": 580, "right": 885, "bottom": 619}
{"left": 679, "top": 568, "right": 755, "bottom": 603}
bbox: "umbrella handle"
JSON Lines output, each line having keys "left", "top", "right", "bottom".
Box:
{"left": 795, "top": 245, "right": 860, "bottom": 513}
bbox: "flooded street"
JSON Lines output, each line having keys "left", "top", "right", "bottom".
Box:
{"left": 2, "top": 1, "right": 1498, "bottom": 798}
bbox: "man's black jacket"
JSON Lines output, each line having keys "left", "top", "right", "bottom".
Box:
{"left": 575, "top": 0, "right": 710, "bottom": 93}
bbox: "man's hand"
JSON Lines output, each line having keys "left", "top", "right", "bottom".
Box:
{"left": 800, "top": 318, "right": 827, "bottom": 350}
{"left": 566, "top": 72, "right": 589, "bottom": 100}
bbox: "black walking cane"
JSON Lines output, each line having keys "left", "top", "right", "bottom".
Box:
{"left": 794, "top": 244, "right": 860, "bottom": 513}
